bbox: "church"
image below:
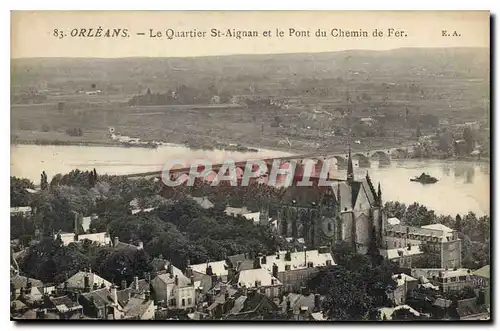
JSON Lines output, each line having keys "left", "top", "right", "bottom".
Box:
{"left": 272, "top": 148, "right": 385, "bottom": 253}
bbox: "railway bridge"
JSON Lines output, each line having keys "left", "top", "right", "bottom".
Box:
{"left": 122, "top": 146, "right": 414, "bottom": 181}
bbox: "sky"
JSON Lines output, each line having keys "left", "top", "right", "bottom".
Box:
{"left": 11, "top": 11, "right": 489, "bottom": 58}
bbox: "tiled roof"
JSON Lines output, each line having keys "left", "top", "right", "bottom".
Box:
{"left": 49, "top": 295, "right": 82, "bottom": 313}
{"left": 123, "top": 297, "right": 153, "bottom": 319}
{"left": 233, "top": 269, "right": 281, "bottom": 288}
{"left": 260, "top": 250, "right": 336, "bottom": 273}
{"left": 63, "top": 271, "right": 112, "bottom": 290}
{"left": 379, "top": 305, "right": 420, "bottom": 320}
{"left": 154, "top": 267, "right": 191, "bottom": 287}
{"left": 387, "top": 217, "right": 401, "bottom": 225}
{"left": 281, "top": 293, "right": 315, "bottom": 313}
{"left": 11, "top": 275, "right": 43, "bottom": 289}
{"left": 392, "top": 273, "right": 418, "bottom": 287}
{"left": 192, "top": 260, "right": 229, "bottom": 277}
{"left": 421, "top": 223, "right": 455, "bottom": 233}
{"left": 380, "top": 245, "right": 423, "bottom": 260}
{"left": 473, "top": 265, "right": 490, "bottom": 279}
{"left": 81, "top": 288, "right": 115, "bottom": 308}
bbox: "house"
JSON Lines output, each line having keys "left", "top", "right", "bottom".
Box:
{"left": 389, "top": 273, "right": 418, "bottom": 305}
{"left": 472, "top": 265, "right": 490, "bottom": 308}
{"left": 410, "top": 268, "right": 474, "bottom": 292}
{"left": 79, "top": 286, "right": 123, "bottom": 320}
{"left": 280, "top": 292, "right": 322, "bottom": 321}
{"left": 379, "top": 245, "right": 423, "bottom": 268}
{"left": 11, "top": 274, "right": 43, "bottom": 298}
{"left": 191, "top": 260, "right": 229, "bottom": 282}
{"left": 224, "top": 206, "right": 251, "bottom": 217}
{"left": 44, "top": 295, "right": 83, "bottom": 319}
{"left": 223, "top": 290, "right": 281, "bottom": 320}
{"left": 150, "top": 263, "right": 196, "bottom": 310}
{"left": 131, "top": 207, "right": 156, "bottom": 215}
{"left": 383, "top": 222, "right": 462, "bottom": 269}
{"left": 10, "top": 206, "right": 32, "bottom": 217}
{"left": 204, "top": 283, "right": 239, "bottom": 319}
{"left": 227, "top": 248, "right": 335, "bottom": 293}
{"left": 54, "top": 231, "right": 111, "bottom": 247}
{"left": 78, "top": 232, "right": 111, "bottom": 246}
{"left": 62, "top": 270, "right": 113, "bottom": 291}
{"left": 379, "top": 305, "right": 421, "bottom": 320}
{"left": 122, "top": 296, "right": 156, "bottom": 320}
{"left": 229, "top": 268, "right": 282, "bottom": 299}
{"left": 112, "top": 236, "right": 143, "bottom": 251}
{"left": 260, "top": 248, "right": 335, "bottom": 292}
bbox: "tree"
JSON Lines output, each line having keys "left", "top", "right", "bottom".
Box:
{"left": 40, "top": 171, "right": 48, "bottom": 191}
{"left": 95, "top": 248, "right": 154, "bottom": 285}
{"left": 462, "top": 127, "right": 474, "bottom": 154}
{"left": 10, "top": 176, "right": 35, "bottom": 207}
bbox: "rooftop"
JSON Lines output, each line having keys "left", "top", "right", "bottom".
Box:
{"left": 261, "top": 250, "right": 336, "bottom": 273}
{"left": 62, "top": 271, "right": 112, "bottom": 290}
{"left": 379, "top": 305, "right": 420, "bottom": 320}
{"left": 392, "top": 273, "right": 418, "bottom": 287}
{"left": 379, "top": 245, "right": 423, "bottom": 260}
{"left": 192, "top": 260, "right": 229, "bottom": 277}
{"left": 233, "top": 268, "right": 282, "bottom": 288}
{"left": 421, "top": 223, "right": 455, "bottom": 234}
{"left": 473, "top": 265, "right": 490, "bottom": 279}
{"left": 11, "top": 274, "right": 43, "bottom": 289}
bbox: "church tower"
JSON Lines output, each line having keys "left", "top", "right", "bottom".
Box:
{"left": 347, "top": 144, "right": 354, "bottom": 183}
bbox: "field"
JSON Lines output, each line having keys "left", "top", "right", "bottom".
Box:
{"left": 11, "top": 47, "right": 490, "bottom": 154}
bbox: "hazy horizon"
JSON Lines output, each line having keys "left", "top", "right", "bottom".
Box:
{"left": 10, "top": 46, "right": 490, "bottom": 60}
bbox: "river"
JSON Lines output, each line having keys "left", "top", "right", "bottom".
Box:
{"left": 10, "top": 144, "right": 490, "bottom": 217}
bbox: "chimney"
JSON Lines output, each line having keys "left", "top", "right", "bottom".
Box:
{"left": 300, "top": 286, "right": 307, "bottom": 296}
{"left": 84, "top": 274, "right": 90, "bottom": 292}
{"left": 121, "top": 280, "right": 127, "bottom": 290}
{"left": 220, "top": 284, "right": 227, "bottom": 295}
{"left": 253, "top": 257, "right": 261, "bottom": 269}
{"left": 286, "top": 299, "right": 291, "bottom": 311}
{"left": 26, "top": 277, "right": 32, "bottom": 292}
{"left": 272, "top": 263, "right": 279, "bottom": 278}
{"left": 113, "top": 237, "right": 119, "bottom": 247}
{"left": 261, "top": 255, "right": 267, "bottom": 265}
{"left": 285, "top": 251, "right": 291, "bottom": 261}
{"left": 147, "top": 273, "right": 151, "bottom": 284}
{"left": 224, "top": 291, "right": 229, "bottom": 301}
{"left": 314, "top": 294, "right": 321, "bottom": 312}
{"left": 145, "top": 290, "right": 150, "bottom": 301}
{"left": 111, "top": 285, "right": 118, "bottom": 305}
{"left": 185, "top": 266, "right": 193, "bottom": 278}
{"left": 134, "top": 276, "right": 139, "bottom": 290}
{"left": 64, "top": 281, "right": 68, "bottom": 291}
{"left": 168, "top": 263, "right": 174, "bottom": 276}
{"left": 174, "top": 275, "right": 179, "bottom": 286}
{"left": 137, "top": 241, "right": 144, "bottom": 250}
{"left": 190, "top": 275, "right": 195, "bottom": 286}
{"left": 206, "top": 265, "right": 213, "bottom": 276}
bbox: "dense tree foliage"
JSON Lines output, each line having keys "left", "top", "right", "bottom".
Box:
{"left": 11, "top": 176, "right": 35, "bottom": 206}
{"left": 308, "top": 243, "right": 398, "bottom": 321}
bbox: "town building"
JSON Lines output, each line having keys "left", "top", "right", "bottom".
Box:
{"left": 382, "top": 222, "right": 462, "bottom": 269}
{"left": 388, "top": 273, "right": 418, "bottom": 305}
{"left": 410, "top": 268, "right": 475, "bottom": 292}
{"left": 150, "top": 263, "right": 196, "bottom": 310}
{"left": 472, "top": 265, "right": 490, "bottom": 308}
{"left": 272, "top": 147, "right": 384, "bottom": 253}
{"left": 229, "top": 268, "right": 282, "bottom": 299}
{"left": 54, "top": 231, "right": 112, "bottom": 246}
{"left": 280, "top": 292, "right": 323, "bottom": 321}
{"left": 379, "top": 244, "right": 424, "bottom": 268}
{"left": 61, "top": 270, "right": 113, "bottom": 291}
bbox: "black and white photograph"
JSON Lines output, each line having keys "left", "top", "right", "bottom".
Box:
{"left": 9, "top": 10, "right": 491, "bottom": 321}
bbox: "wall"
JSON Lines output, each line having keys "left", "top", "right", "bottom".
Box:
{"left": 277, "top": 268, "right": 319, "bottom": 293}
{"left": 174, "top": 286, "right": 196, "bottom": 309}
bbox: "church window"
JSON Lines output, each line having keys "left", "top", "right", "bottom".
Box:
{"left": 328, "top": 223, "right": 332, "bottom": 232}
{"left": 182, "top": 298, "right": 186, "bottom": 306}
{"left": 188, "top": 298, "right": 192, "bottom": 305}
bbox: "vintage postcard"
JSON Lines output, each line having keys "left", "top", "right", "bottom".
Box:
{"left": 10, "top": 11, "right": 490, "bottom": 321}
